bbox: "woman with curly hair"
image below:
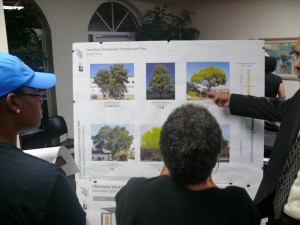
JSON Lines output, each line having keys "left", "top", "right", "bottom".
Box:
{"left": 116, "top": 103, "right": 261, "bottom": 225}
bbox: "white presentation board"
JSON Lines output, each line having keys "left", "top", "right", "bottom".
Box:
{"left": 73, "top": 40, "right": 265, "bottom": 225}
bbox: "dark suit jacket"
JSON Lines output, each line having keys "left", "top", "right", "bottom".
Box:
{"left": 229, "top": 89, "right": 300, "bottom": 217}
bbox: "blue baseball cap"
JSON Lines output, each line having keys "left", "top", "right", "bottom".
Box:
{"left": 0, "top": 52, "right": 57, "bottom": 97}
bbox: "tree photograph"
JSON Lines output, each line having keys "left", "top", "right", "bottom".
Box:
{"left": 140, "top": 125, "right": 162, "bottom": 161}
{"left": 91, "top": 124, "right": 134, "bottom": 161}
{"left": 218, "top": 124, "right": 230, "bottom": 162}
{"left": 186, "top": 62, "right": 230, "bottom": 100}
{"left": 146, "top": 63, "right": 175, "bottom": 100}
{"left": 90, "top": 63, "right": 135, "bottom": 100}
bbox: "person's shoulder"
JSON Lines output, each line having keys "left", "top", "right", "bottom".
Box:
{"left": 118, "top": 176, "right": 163, "bottom": 196}
{"left": 23, "top": 152, "right": 56, "bottom": 166}
{"left": 273, "top": 74, "right": 283, "bottom": 81}
{"left": 222, "top": 186, "right": 250, "bottom": 198}
{"left": 126, "top": 176, "right": 162, "bottom": 188}
{"left": 223, "top": 185, "right": 247, "bottom": 191}
{"left": 22, "top": 152, "right": 64, "bottom": 175}
{"left": 116, "top": 177, "right": 148, "bottom": 202}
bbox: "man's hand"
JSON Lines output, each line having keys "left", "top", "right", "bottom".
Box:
{"left": 207, "top": 91, "right": 231, "bottom": 107}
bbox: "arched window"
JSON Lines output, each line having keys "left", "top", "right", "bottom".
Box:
{"left": 88, "top": 2, "right": 139, "bottom": 42}
{"left": 3, "top": 0, "right": 56, "bottom": 116}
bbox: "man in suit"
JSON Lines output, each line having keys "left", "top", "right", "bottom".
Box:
{"left": 208, "top": 35, "right": 300, "bottom": 225}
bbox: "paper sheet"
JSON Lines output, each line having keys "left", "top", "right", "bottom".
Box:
{"left": 24, "top": 146, "right": 80, "bottom": 176}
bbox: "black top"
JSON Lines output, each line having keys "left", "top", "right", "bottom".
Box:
{"left": 265, "top": 72, "right": 283, "bottom": 97}
{"left": 0, "top": 142, "right": 86, "bottom": 225}
{"left": 115, "top": 176, "right": 261, "bottom": 225}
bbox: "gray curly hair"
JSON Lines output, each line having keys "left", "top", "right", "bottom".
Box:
{"left": 160, "top": 103, "right": 222, "bottom": 184}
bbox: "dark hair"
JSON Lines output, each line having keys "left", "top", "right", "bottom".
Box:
{"left": 160, "top": 103, "right": 222, "bottom": 184}
{"left": 265, "top": 56, "right": 277, "bottom": 72}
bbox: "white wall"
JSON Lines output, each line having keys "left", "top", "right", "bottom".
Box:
{"left": 171, "top": 0, "right": 300, "bottom": 40}
{"left": 0, "top": 0, "right": 8, "bottom": 52}
{"left": 32, "top": 0, "right": 300, "bottom": 138}
{"left": 33, "top": 0, "right": 154, "bottom": 138}
{"left": 283, "top": 80, "right": 300, "bottom": 99}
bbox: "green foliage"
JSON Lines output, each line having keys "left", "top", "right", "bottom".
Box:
{"left": 92, "top": 125, "right": 134, "bottom": 160}
{"left": 94, "top": 69, "right": 111, "bottom": 98}
{"left": 148, "top": 64, "right": 174, "bottom": 98}
{"left": 114, "top": 150, "right": 129, "bottom": 161}
{"left": 221, "top": 136, "right": 230, "bottom": 148}
{"left": 188, "top": 91, "right": 198, "bottom": 96}
{"left": 141, "top": 127, "right": 162, "bottom": 152}
{"left": 4, "top": 8, "right": 46, "bottom": 71}
{"left": 91, "top": 94, "right": 98, "bottom": 100}
{"left": 191, "top": 66, "right": 227, "bottom": 91}
{"left": 186, "top": 81, "right": 194, "bottom": 92}
{"left": 136, "top": 5, "right": 200, "bottom": 41}
{"left": 94, "top": 64, "right": 129, "bottom": 100}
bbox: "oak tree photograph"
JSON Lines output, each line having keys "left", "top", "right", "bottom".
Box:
{"left": 90, "top": 63, "right": 135, "bottom": 100}
{"left": 91, "top": 124, "right": 135, "bottom": 161}
{"left": 186, "top": 62, "right": 230, "bottom": 100}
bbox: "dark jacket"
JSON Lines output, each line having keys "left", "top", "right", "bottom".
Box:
{"left": 229, "top": 90, "right": 300, "bottom": 217}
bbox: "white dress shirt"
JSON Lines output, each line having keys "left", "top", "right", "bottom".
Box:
{"left": 284, "top": 170, "right": 300, "bottom": 220}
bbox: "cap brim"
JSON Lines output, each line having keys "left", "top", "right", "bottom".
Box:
{"left": 24, "top": 72, "right": 57, "bottom": 89}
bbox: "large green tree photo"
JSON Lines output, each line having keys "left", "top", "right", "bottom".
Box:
{"left": 148, "top": 64, "right": 174, "bottom": 99}
{"left": 92, "top": 125, "right": 134, "bottom": 161}
{"left": 94, "top": 64, "right": 129, "bottom": 100}
{"left": 140, "top": 127, "right": 162, "bottom": 161}
{"left": 191, "top": 66, "right": 227, "bottom": 92}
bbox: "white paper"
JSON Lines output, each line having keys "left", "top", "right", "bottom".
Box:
{"left": 73, "top": 41, "right": 265, "bottom": 224}
{"left": 77, "top": 180, "right": 127, "bottom": 225}
{"left": 73, "top": 40, "right": 265, "bottom": 185}
{"left": 24, "top": 146, "right": 60, "bottom": 163}
{"left": 24, "top": 146, "right": 80, "bottom": 176}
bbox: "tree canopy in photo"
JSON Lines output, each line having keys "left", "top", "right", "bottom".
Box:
{"left": 141, "top": 127, "right": 162, "bottom": 152}
{"left": 191, "top": 66, "right": 226, "bottom": 91}
{"left": 148, "top": 64, "right": 174, "bottom": 98}
{"left": 92, "top": 125, "right": 134, "bottom": 159}
{"left": 221, "top": 136, "right": 230, "bottom": 148}
{"left": 94, "top": 64, "right": 129, "bottom": 100}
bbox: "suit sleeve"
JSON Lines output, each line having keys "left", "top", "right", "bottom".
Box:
{"left": 229, "top": 94, "right": 290, "bottom": 122}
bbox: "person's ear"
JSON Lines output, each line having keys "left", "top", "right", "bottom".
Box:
{"left": 5, "top": 93, "right": 21, "bottom": 114}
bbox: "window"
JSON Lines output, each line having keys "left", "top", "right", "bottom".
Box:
{"left": 88, "top": 2, "right": 139, "bottom": 42}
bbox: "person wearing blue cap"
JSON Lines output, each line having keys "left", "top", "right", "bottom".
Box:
{"left": 0, "top": 52, "right": 86, "bottom": 225}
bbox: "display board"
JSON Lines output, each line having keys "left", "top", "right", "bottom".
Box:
{"left": 73, "top": 40, "right": 265, "bottom": 225}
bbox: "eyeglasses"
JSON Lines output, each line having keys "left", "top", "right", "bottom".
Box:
{"left": 14, "top": 93, "right": 47, "bottom": 102}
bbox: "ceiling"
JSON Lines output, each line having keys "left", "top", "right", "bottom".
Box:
{"left": 2, "top": 0, "right": 188, "bottom": 7}
{"left": 3, "top": 0, "right": 26, "bottom": 7}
